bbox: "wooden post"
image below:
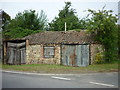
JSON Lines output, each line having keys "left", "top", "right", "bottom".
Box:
{"left": 25, "top": 40, "right": 29, "bottom": 64}
{"left": 3, "top": 41, "right": 7, "bottom": 64}
{"left": 26, "top": 40, "right": 29, "bottom": 47}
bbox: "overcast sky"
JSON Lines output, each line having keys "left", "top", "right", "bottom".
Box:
{"left": 0, "top": 0, "right": 119, "bottom": 22}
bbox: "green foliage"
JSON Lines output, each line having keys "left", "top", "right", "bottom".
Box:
{"left": 118, "top": 25, "right": 120, "bottom": 59}
{"left": 49, "top": 2, "right": 80, "bottom": 31}
{"left": 3, "top": 27, "right": 42, "bottom": 39}
{"left": 74, "top": 29, "right": 81, "bottom": 32}
{"left": 2, "top": 11, "right": 11, "bottom": 30}
{"left": 86, "top": 6, "right": 118, "bottom": 62}
{"left": 10, "top": 10, "right": 47, "bottom": 30}
{"left": 3, "top": 10, "right": 47, "bottom": 39}
{"left": 94, "top": 52, "right": 104, "bottom": 64}
{"left": 79, "top": 18, "right": 89, "bottom": 30}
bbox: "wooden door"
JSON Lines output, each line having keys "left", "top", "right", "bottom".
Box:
{"left": 7, "top": 42, "right": 26, "bottom": 65}
{"left": 61, "top": 44, "right": 89, "bottom": 67}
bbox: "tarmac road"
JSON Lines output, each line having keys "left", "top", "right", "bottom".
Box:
{"left": 2, "top": 71, "right": 118, "bottom": 88}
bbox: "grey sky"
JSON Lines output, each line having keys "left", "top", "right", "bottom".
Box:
{"left": 0, "top": 0, "right": 119, "bottom": 22}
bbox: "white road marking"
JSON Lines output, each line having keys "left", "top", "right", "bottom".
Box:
{"left": 89, "top": 81, "right": 115, "bottom": 87}
{"left": 1, "top": 70, "right": 118, "bottom": 76}
{"left": 1, "top": 70, "right": 77, "bottom": 76}
{"left": 51, "top": 76, "right": 71, "bottom": 81}
{"left": 1, "top": 70, "right": 56, "bottom": 75}
{"left": 0, "top": 70, "right": 95, "bottom": 76}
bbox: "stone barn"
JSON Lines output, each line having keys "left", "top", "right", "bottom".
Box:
{"left": 3, "top": 31, "right": 103, "bottom": 66}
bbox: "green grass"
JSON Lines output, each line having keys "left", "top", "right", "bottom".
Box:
{"left": 1, "top": 61, "right": 118, "bottom": 74}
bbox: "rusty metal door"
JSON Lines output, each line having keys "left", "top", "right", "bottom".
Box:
{"left": 7, "top": 42, "right": 26, "bottom": 65}
{"left": 61, "top": 44, "right": 89, "bottom": 67}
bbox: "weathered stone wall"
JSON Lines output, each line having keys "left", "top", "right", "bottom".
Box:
{"left": 26, "top": 44, "right": 61, "bottom": 64}
{"left": 26, "top": 42, "right": 104, "bottom": 65}
{"left": 90, "top": 44, "right": 104, "bottom": 64}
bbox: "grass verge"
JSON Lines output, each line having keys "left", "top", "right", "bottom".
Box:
{"left": 1, "top": 61, "right": 118, "bottom": 74}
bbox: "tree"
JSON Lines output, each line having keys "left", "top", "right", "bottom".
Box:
{"left": 4, "top": 27, "right": 42, "bottom": 39}
{"left": 8, "top": 10, "right": 47, "bottom": 30}
{"left": 79, "top": 18, "right": 89, "bottom": 30}
{"left": 49, "top": 2, "right": 80, "bottom": 31}
{"left": 3, "top": 10, "right": 48, "bottom": 39}
{"left": 0, "top": 10, "right": 11, "bottom": 30}
{"left": 86, "top": 7, "right": 118, "bottom": 62}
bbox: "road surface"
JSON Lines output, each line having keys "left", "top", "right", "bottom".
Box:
{"left": 2, "top": 71, "right": 118, "bottom": 88}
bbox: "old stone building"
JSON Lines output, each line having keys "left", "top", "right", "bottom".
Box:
{"left": 3, "top": 31, "right": 103, "bottom": 66}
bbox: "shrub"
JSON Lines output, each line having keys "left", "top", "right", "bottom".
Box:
{"left": 94, "top": 52, "right": 105, "bottom": 64}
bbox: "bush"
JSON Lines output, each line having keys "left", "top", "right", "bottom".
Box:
{"left": 94, "top": 52, "right": 105, "bottom": 64}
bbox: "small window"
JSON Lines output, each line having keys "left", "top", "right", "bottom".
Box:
{"left": 44, "top": 46, "right": 55, "bottom": 58}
